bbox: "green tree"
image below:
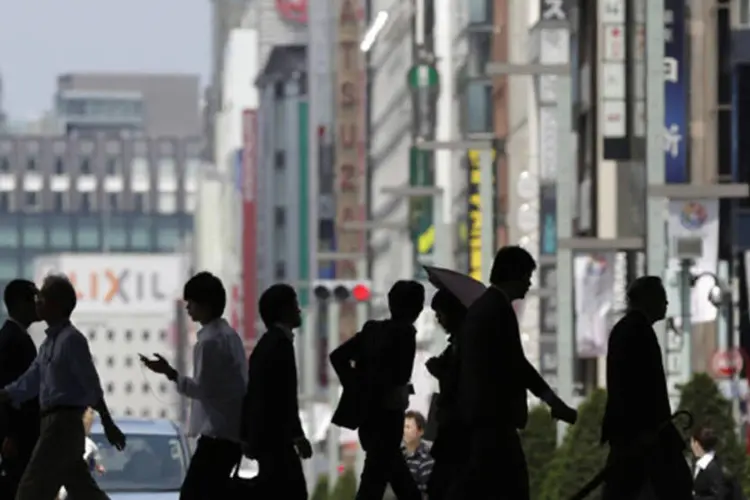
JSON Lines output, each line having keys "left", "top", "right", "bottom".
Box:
{"left": 331, "top": 467, "right": 357, "bottom": 500}
{"left": 540, "top": 389, "right": 609, "bottom": 500}
{"left": 521, "top": 405, "right": 558, "bottom": 500}
{"left": 677, "top": 372, "right": 746, "bottom": 477}
{"left": 310, "top": 474, "right": 330, "bottom": 500}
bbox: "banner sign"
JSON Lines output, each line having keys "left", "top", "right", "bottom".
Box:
{"left": 539, "top": 264, "right": 558, "bottom": 391}
{"left": 540, "top": 183, "right": 557, "bottom": 255}
{"left": 664, "top": 0, "right": 688, "bottom": 183}
{"left": 465, "top": 150, "right": 495, "bottom": 281}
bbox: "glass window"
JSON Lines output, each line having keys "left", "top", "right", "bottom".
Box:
{"left": 468, "top": 32, "right": 492, "bottom": 76}
{"left": 53, "top": 192, "right": 66, "bottom": 212}
{"left": 159, "top": 158, "right": 176, "bottom": 180}
{"left": 81, "top": 193, "right": 95, "bottom": 212}
{"left": 134, "top": 193, "right": 148, "bottom": 212}
{"left": 156, "top": 227, "right": 180, "bottom": 251}
{"left": 49, "top": 217, "right": 73, "bottom": 248}
{"left": 468, "top": 0, "right": 492, "bottom": 24}
{"left": 185, "top": 159, "right": 200, "bottom": 183}
{"left": 107, "top": 193, "right": 119, "bottom": 212}
{"left": 0, "top": 257, "right": 17, "bottom": 280}
{"left": 0, "top": 223, "right": 18, "bottom": 248}
{"left": 24, "top": 192, "right": 40, "bottom": 211}
{"left": 273, "top": 166, "right": 287, "bottom": 202}
{"left": 22, "top": 224, "right": 44, "bottom": 248}
{"left": 21, "top": 257, "right": 36, "bottom": 279}
{"left": 0, "top": 157, "right": 11, "bottom": 173}
{"left": 184, "top": 193, "right": 196, "bottom": 213}
{"left": 105, "top": 217, "right": 127, "bottom": 250}
{"left": 0, "top": 192, "right": 10, "bottom": 212}
{"left": 130, "top": 217, "right": 151, "bottom": 250}
{"left": 77, "top": 218, "right": 100, "bottom": 250}
{"left": 158, "top": 193, "right": 176, "bottom": 214}
{"left": 80, "top": 157, "right": 92, "bottom": 175}
{"left": 54, "top": 157, "right": 65, "bottom": 175}
{"left": 26, "top": 157, "right": 37, "bottom": 172}
{"left": 466, "top": 81, "right": 493, "bottom": 134}
{"left": 106, "top": 157, "right": 120, "bottom": 176}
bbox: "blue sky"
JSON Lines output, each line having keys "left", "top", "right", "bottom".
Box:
{"left": 0, "top": 0, "right": 211, "bottom": 119}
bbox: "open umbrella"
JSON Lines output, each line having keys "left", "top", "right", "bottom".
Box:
{"left": 423, "top": 265, "right": 487, "bottom": 307}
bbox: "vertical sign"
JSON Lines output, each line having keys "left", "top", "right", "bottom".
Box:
{"left": 664, "top": 0, "right": 688, "bottom": 183}
{"left": 335, "top": 0, "right": 365, "bottom": 339}
{"left": 465, "top": 151, "right": 493, "bottom": 281}
{"left": 242, "top": 109, "right": 258, "bottom": 354}
{"left": 540, "top": 184, "right": 557, "bottom": 255}
{"left": 539, "top": 265, "right": 558, "bottom": 390}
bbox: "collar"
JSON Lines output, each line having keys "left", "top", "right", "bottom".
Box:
{"left": 197, "top": 318, "right": 227, "bottom": 339}
{"left": 490, "top": 285, "right": 511, "bottom": 302}
{"left": 8, "top": 317, "right": 28, "bottom": 331}
{"left": 45, "top": 320, "right": 71, "bottom": 337}
{"left": 696, "top": 452, "right": 715, "bottom": 471}
{"left": 402, "top": 440, "right": 430, "bottom": 458}
{"left": 274, "top": 323, "right": 294, "bottom": 341}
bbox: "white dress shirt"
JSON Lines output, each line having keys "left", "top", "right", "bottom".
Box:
{"left": 176, "top": 318, "right": 248, "bottom": 442}
{"left": 694, "top": 451, "right": 715, "bottom": 477}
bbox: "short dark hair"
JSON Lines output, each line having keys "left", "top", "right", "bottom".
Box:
{"left": 404, "top": 410, "right": 427, "bottom": 431}
{"left": 4, "top": 279, "right": 37, "bottom": 313}
{"left": 692, "top": 426, "right": 718, "bottom": 452}
{"left": 259, "top": 284, "right": 298, "bottom": 327}
{"left": 183, "top": 272, "right": 227, "bottom": 318}
{"left": 388, "top": 281, "right": 425, "bottom": 321}
{"left": 42, "top": 275, "right": 77, "bottom": 317}
{"left": 489, "top": 246, "right": 537, "bottom": 285}
{"left": 626, "top": 276, "right": 665, "bottom": 308}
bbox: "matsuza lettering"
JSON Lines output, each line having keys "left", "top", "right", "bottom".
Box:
{"left": 68, "top": 270, "right": 168, "bottom": 303}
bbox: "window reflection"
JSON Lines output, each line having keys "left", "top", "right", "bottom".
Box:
{"left": 0, "top": 257, "right": 18, "bottom": 281}
{"left": 466, "top": 81, "right": 493, "bottom": 134}
{"left": 156, "top": 227, "right": 180, "bottom": 251}
{"left": 22, "top": 224, "right": 44, "bottom": 248}
{"left": 130, "top": 217, "right": 151, "bottom": 250}
{"left": 77, "top": 218, "right": 100, "bottom": 250}
{"left": 49, "top": 217, "right": 73, "bottom": 248}
{"left": 106, "top": 216, "right": 127, "bottom": 250}
{"left": 468, "top": 0, "right": 492, "bottom": 24}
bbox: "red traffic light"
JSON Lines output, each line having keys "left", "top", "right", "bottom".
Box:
{"left": 352, "top": 284, "right": 371, "bottom": 302}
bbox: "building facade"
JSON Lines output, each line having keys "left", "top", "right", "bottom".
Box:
{"left": 0, "top": 134, "right": 201, "bottom": 319}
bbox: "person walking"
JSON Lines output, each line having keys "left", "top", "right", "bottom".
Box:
{"left": 330, "top": 280, "right": 424, "bottom": 500}
{"left": 141, "top": 271, "right": 248, "bottom": 500}
{"left": 0, "top": 279, "right": 41, "bottom": 498}
{"left": 424, "top": 289, "right": 466, "bottom": 500}
{"left": 241, "top": 284, "right": 312, "bottom": 500}
{"left": 402, "top": 410, "right": 434, "bottom": 498}
{"left": 451, "top": 246, "right": 577, "bottom": 500}
{"left": 58, "top": 408, "right": 106, "bottom": 500}
{"left": 600, "top": 276, "right": 692, "bottom": 500}
{"left": 0, "top": 274, "right": 126, "bottom": 500}
{"left": 690, "top": 427, "right": 729, "bottom": 500}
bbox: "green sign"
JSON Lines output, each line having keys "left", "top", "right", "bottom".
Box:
{"left": 407, "top": 64, "right": 440, "bottom": 90}
{"left": 409, "top": 146, "right": 434, "bottom": 280}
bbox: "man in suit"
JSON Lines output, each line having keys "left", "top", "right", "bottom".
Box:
{"left": 0, "top": 279, "right": 41, "bottom": 498}
{"left": 690, "top": 427, "right": 727, "bottom": 500}
{"left": 601, "top": 276, "right": 692, "bottom": 500}
{"left": 330, "top": 280, "right": 424, "bottom": 500}
{"left": 241, "top": 284, "right": 312, "bottom": 500}
{"left": 452, "top": 246, "right": 578, "bottom": 500}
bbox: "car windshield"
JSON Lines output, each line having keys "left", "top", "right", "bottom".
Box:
{"left": 90, "top": 433, "right": 186, "bottom": 492}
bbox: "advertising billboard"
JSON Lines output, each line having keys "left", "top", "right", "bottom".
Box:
{"left": 334, "top": 0, "right": 365, "bottom": 340}
{"left": 33, "top": 254, "right": 184, "bottom": 316}
{"left": 664, "top": 0, "right": 688, "bottom": 183}
{"left": 242, "top": 109, "right": 259, "bottom": 352}
{"left": 465, "top": 150, "right": 495, "bottom": 281}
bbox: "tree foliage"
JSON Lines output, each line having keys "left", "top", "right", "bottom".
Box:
{"left": 677, "top": 372, "right": 746, "bottom": 478}
{"left": 521, "top": 405, "right": 558, "bottom": 500}
{"left": 310, "top": 474, "right": 330, "bottom": 500}
{"left": 331, "top": 467, "right": 358, "bottom": 500}
{"left": 539, "top": 389, "right": 609, "bottom": 500}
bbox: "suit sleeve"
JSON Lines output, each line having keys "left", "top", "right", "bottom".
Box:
{"left": 523, "top": 358, "right": 554, "bottom": 399}
{"left": 6, "top": 335, "right": 39, "bottom": 441}
{"left": 273, "top": 338, "right": 305, "bottom": 440}
{"left": 330, "top": 334, "right": 361, "bottom": 387}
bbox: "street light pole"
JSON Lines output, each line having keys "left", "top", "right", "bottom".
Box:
{"left": 326, "top": 299, "right": 341, "bottom": 488}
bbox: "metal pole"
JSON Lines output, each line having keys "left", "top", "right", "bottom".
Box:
{"left": 555, "top": 75, "right": 574, "bottom": 446}
{"left": 355, "top": 298, "right": 368, "bottom": 478}
{"left": 326, "top": 300, "right": 341, "bottom": 490}
{"left": 479, "top": 150, "right": 494, "bottom": 282}
{"left": 730, "top": 256, "right": 743, "bottom": 439}
{"left": 302, "top": 306, "right": 318, "bottom": 487}
{"left": 717, "top": 260, "right": 730, "bottom": 352}
{"left": 679, "top": 259, "right": 693, "bottom": 383}
{"left": 645, "top": 0, "right": 667, "bottom": 355}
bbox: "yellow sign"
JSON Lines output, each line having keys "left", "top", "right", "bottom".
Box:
{"left": 466, "top": 149, "right": 496, "bottom": 281}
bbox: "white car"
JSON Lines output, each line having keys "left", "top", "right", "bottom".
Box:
{"left": 90, "top": 418, "right": 190, "bottom": 500}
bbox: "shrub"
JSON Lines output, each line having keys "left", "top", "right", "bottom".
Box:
{"left": 677, "top": 372, "right": 746, "bottom": 478}
{"left": 521, "top": 405, "right": 558, "bottom": 499}
{"left": 331, "top": 467, "right": 357, "bottom": 500}
{"left": 310, "top": 473, "right": 330, "bottom": 500}
{"left": 539, "top": 389, "right": 609, "bottom": 500}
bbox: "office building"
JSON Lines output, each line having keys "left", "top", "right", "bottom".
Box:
{"left": 56, "top": 73, "right": 202, "bottom": 137}
{"left": 0, "top": 134, "right": 202, "bottom": 317}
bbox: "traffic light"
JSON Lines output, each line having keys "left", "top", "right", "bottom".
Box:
{"left": 312, "top": 280, "right": 372, "bottom": 302}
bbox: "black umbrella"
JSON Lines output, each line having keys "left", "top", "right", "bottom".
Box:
{"left": 423, "top": 265, "right": 487, "bottom": 308}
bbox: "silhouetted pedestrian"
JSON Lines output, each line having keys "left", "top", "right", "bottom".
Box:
{"left": 601, "top": 276, "right": 692, "bottom": 500}
{"left": 451, "top": 246, "right": 577, "bottom": 500}
{"left": 425, "top": 289, "right": 466, "bottom": 500}
{"left": 0, "top": 279, "right": 40, "bottom": 499}
{"left": 241, "top": 284, "right": 311, "bottom": 500}
{"left": 330, "top": 280, "right": 424, "bottom": 500}
{"left": 690, "top": 427, "right": 729, "bottom": 500}
{"left": 0, "top": 274, "right": 126, "bottom": 500}
{"left": 141, "top": 271, "right": 247, "bottom": 500}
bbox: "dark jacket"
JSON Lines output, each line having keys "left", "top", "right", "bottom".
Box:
{"left": 330, "top": 319, "right": 417, "bottom": 429}
{"left": 0, "top": 320, "right": 39, "bottom": 450}
{"left": 241, "top": 326, "right": 304, "bottom": 455}
{"left": 426, "top": 339, "right": 459, "bottom": 426}
{"left": 457, "top": 287, "right": 553, "bottom": 430}
{"left": 693, "top": 457, "right": 727, "bottom": 500}
{"left": 601, "top": 310, "right": 680, "bottom": 448}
